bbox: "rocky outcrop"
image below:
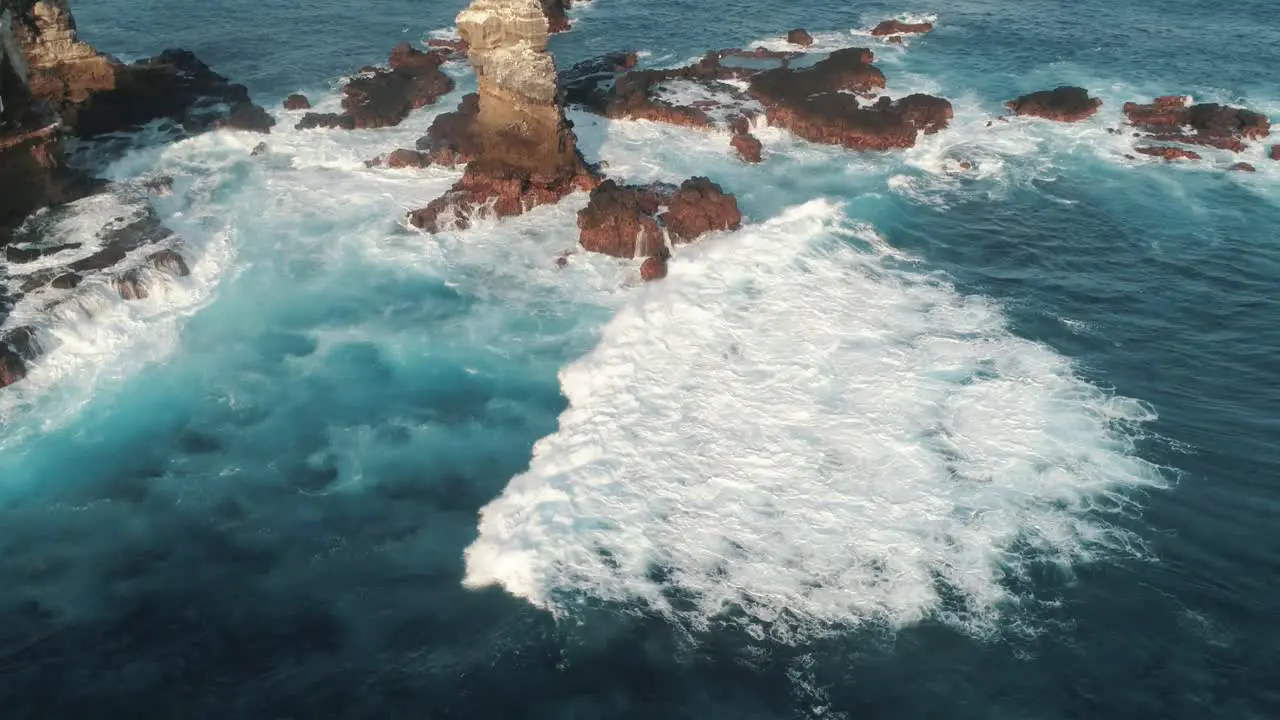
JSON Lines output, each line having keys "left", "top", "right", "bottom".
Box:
{"left": 11, "top": 2, "right": 273, "bottom": 137}
{"left": 540, "top": 0, "right": 571, "bottom": 33}
{"left": 1134, "top": 145, "right": 1201, "bottom": 161}
{"left": 731, "top": 131, "right": 762, "bottom": 162}
{"left": 787, "top": 28, "right": 814, "bottom": 46}
{"left": 749, "top": 48, "right": 951, "bottom": 150}
{"left": 297, "top": 43, "right": 455, "bottom": 131}
{"left": 1006, "top": 86, "right": 1102, "bottom": 122}
{"left": 562, "top": 43, "right": 951, "bottom": 153}
{"left": 409, "top": 0, "right": 599, "bottom": 232}
{"left": 1229, "top": 162, "right": 1255, "bottom": 172}
{"left": 1271, "top": 145, "right": 1280, "bottom": 161}
{"left": 1123, "top": 95, "right": 1270, "bottom": 152}
{"left": 870, "top": 19, "right": 933, "bottom": 37}
{"left": 413, "top": 91, "right": 482, "bottom": 165}
{"left": 282, "top": 93, "right": 310, "bottom": 110}
{"left": 576, "top": 177, "right": 741, "bottom": 280}
{"left": 0, "top": 326, "right": 38, "bottom": 389}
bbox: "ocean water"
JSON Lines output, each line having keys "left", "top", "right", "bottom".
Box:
{"left": 1, "top": 0, "right": 1278, "bottom": 717}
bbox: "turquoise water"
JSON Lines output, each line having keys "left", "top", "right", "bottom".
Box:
{"left": 1, "top": 1, "right": 1278, "bottom": 717}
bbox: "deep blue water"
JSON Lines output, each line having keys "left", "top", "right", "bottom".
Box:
{"left": 1, "top": 1, "right": 1278, "bottom": 717}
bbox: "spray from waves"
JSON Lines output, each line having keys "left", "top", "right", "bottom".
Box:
{"left": 462, "top": 199, "right": 1167, "bottom": 641}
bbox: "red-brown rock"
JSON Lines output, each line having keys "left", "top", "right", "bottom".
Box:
{"left": 541, "top": 0, "right": 572, "bottom": 34}
{"left": 1124, "top": 97, "right": 1270, "bottom": 153}
{"left": 371, "top": 148, "right": 432, "bottom": 169}
{"left": 762, "top": 91, "right": 952, "bottom": 151}
{"left": 1229, "top": 162, "right": 1256, "bottom": 172}
{"left": 787, "top": 29, "right": 814, "bottom": 46}
{"left": 1134, "top": 145, "right": 1201, "bottom": 161}
{"left": 283, "top": 94, "right": 311, "bottom": 110}
{"left": 660, "top": 177, "right": 742, "bottom": 242}
{"left": 1006, "top": 87, "right": 1102, "bottom": 123}
{"left": 296, "top": 43, "right": 454, "bottom": 131}
{"left": 414, "top": 93, "right": 482, "bottom": 166}
{"left": 640, "top": 254, "right": 669, "bottom": 281}
{"left": 870, "top": 20, "right": 934, "bottom": 36}
{"left": 731, "top": 132, "right": 763, "bottom": 162}
{"left": 0, "top": 328, "right": 39, "bottom": 390}
{"left": 577, "top": 180, "right": 668, "bottom": 258}
{"left": 749, "top": 47, "right": 884, "bottom": 104}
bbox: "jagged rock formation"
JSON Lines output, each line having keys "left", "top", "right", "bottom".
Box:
{"left": 1006, "top": 86, "right": 1102, "bottom": 122}
{"left": 1123, "top": 95, "right": 1270, "bottom": 153}
{"left": 295, "top": 42, "right": 454, "bottom": 131}
{"left": 576, "top": 178, "right": 741, "bottom": 280}
{"left": 7, "top": 0, "right": 273, "bottom": 137}
{"left": 562, "top": 44, "right": 952, "bottom": 154}
{"left": 408, "top": 0, "right": 598, "bottom": 232}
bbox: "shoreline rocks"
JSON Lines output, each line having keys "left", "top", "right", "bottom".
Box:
{"left": 577, "top": 177, "right": 741, "bottom": 280}
{"left": 870, "top": 19, "right": 934, "bottom": 37}
{"left": 1123, "top": 95, "right": 1270, "bottom": 152}
{"left": 297, "top": 42, "right": 455, "bottom": 131}
{"left": 1006, "top": 86, "right": 1102, "bottom": 122}
{"left": 282, "top": 93, "right": 311, "bottom": 110}
{"left": 408, "top": 0, "right": 600, "bottom": 232}
{"left": 787, "top": 28, "right": 814, "bottom": 47}
{"left": 562, "top": 44, "right": 951, "bottom": 154}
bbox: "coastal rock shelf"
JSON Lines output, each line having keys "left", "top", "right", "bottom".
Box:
{"left": 295, "top": 43, "right": 456, "bottom": 131}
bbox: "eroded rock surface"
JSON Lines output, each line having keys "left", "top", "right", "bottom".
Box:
{"left": 409, "top": 0, "right": 599, "bottom": 232}
{"left": 1124, "top": 95, "right": 1270, "bottom": 152}
{"left": 1006, "top": 86, "right": 1102, "bottom": 122}
{"left": 561, "top": 43, "right": 951, "bottom": 153}
{"left": 297, "top": 43, "right": 455, "bottom": 131}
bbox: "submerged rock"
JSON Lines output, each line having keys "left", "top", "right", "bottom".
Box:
{"left": 1229, "top": 162, "right": 1256, "bottom": 172}
{"left": 1006, "top": 87, "right": 1103, "bottom": 122}
{"left": 1134, "top": 145, "right": 1201, "bottom": 161}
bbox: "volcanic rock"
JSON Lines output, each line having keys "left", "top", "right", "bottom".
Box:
{"left": 1270, "top": 145, "right": 1280, "bottom": 161}
{"left": 731, "top": 132, "right": 762, "bottom": 162}
{"left": 787, "top": 28, "right": 814, "bottom": 46}
{"left": 413, "top": 92, "right": 482, "bottom": 166}
{"left": 870, "top": 19, "right": 934, "bottom": 36}
{"left": 282, "top": 93, "right": 311, "bottom": 110}
{"left": 1006, "top": 87, "right": 1102, "bottom": 122}
{"left": 1124, "top": 96, "right": 1270, "bottom": 152}
{"left": 577, "top": 180, "right": 668, "bottom": 258}
{"left": 540, "top": 0, "right": 571, "bottom": 33}
{"left": 295, "top": 43, "right": 454, "bottom": 131}
{"left": 1134, "top": 145, "right": 1201, "bottom": 161}
{"left": 0, "top": 326, "right": 39, "bottom": 389}
{"left": 1229, "top": 162, "right": 1256, "bottom": 172}
{"left": 639, "top": 253, "right": 668, "bottom": 281}
{"left": 409, "top": 0, "right": 600, "bottom": 232}
{"left": 659, "top": 177, "right": 742, "bottom": 242}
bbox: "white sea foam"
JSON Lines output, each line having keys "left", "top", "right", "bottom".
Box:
{"left": 463, "top": 200, "right": 1165, "bottom": 639}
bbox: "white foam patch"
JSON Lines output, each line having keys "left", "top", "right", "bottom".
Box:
{"left": 462, "top": 200, "right": 1166, "bottom": 640}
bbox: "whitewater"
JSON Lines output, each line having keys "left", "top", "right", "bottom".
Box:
{"left": 2, "top": 1, "right": 1278, "bottom": 717}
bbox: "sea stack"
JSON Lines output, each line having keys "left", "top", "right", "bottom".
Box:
{"left": 409, "top": 0, "right": 598, "bottom": 231}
